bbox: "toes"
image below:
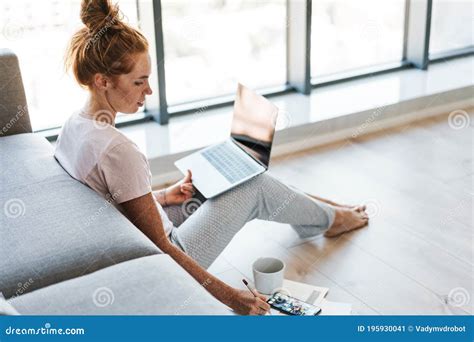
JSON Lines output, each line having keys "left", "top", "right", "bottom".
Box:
{"left": 358, "top": 208, "right": 369, "bottom": 218}
{"left": 357, "top": 218, "right": 369, "bottom": 228}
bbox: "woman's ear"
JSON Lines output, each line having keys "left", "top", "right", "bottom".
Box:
{"left": 93, "top": 73, "right": 110, "bottom": 91}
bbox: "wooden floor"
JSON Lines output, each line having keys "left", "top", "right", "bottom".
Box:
{"left": 208, "top": 109, "right": 473, "bottom": 315}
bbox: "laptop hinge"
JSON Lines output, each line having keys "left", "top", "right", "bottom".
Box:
{"left": 230, "top": 137, "right": 269, "bottom": 170}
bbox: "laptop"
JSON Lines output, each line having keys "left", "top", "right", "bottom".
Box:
{"left": 175, "top": 83, "right": 280, "bottom": 199}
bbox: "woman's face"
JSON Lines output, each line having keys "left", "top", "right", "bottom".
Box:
{"left": 105, "top": 52, "right": 153, "bottom": 114}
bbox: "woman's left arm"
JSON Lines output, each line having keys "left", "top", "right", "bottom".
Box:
{"left": 152, "top": 188, "right": 167, "bottom": 206}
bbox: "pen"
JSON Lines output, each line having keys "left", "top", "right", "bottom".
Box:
{"left": 242, "top": 279, "right": 271, "bottom": 315}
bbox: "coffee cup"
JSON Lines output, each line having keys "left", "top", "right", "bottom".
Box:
{"left": 252, "top": 257, "right": 285, "bottom": 295}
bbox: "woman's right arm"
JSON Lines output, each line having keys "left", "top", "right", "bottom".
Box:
{"left": 119, "top": 192, "right": 270, "bottom": 315}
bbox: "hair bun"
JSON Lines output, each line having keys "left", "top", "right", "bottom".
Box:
{"left": 66, "top": 0, "right": 148, "bottom": 88}
{"left": 80, "top": 0, "right": 122, "bottom": 34}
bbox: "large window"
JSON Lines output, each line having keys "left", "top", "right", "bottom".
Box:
{"left": 161, "top": 0, "right": 287, "bottom": 106}
{"left": 1, "top": 0, "right": 472, "bottom": 133}
{"left": 311, "top": 0, "right": 406, "bottom": 78}
{"left": 0, "top": 0, "right": 139, "bottom": 131}
{"left": 429, "top": 0, "right": 473, "bottom": 55}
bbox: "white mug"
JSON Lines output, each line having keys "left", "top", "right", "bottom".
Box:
{"left": 252, "top": 257, "right": 285, "bottom": 295}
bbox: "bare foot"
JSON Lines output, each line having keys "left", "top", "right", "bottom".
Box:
{"left": 306, "top": 193, "right": 366, "bottom": 212}
{"left": 324, "top": 207, "right": 369, "bottom": 238}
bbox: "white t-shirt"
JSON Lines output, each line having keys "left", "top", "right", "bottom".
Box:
{"left": 54, "top": 111, "right": 174, "bottom": 237}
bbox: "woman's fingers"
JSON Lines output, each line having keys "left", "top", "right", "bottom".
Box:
{"left": 254, "top": 292, "right": 270, "bottom": 312}
{"left": 183, "top": 169, "right": 193, "bottom": 183}
{"left": 181, "top": 188, "right": 193, "bottom": 195}
{"left": 257, "top": 298, "right": 271, "bottom": 312}
{"left": 254, "top": 289, "right": 265, "bottom": 299}
{"left": 254, "top": 290, "right": 267, "bottom": 302}
{"left": 181, "top": 184, "right": 195, "bottom": 194}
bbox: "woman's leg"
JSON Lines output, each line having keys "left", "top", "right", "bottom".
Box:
{"left": 169, "top": 172, "right": 336, "bottom": 269}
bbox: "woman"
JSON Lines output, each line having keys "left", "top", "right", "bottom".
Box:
{"left": 55, "top": 0, "right": 369, "bottom": 315}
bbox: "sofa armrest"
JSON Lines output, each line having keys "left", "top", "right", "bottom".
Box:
{"left": 0, "top": 48, "right": 32, "bottom": 137}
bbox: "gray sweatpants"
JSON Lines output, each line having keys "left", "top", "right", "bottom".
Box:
{"left": 164, "top": 172, "right": 335, "bottom": 269}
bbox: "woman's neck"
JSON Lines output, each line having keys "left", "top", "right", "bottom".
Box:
{"left": 82, "top": 93, "right": 117, "bottom": 125}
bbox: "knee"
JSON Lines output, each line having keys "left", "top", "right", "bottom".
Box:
{"left": 226, "top": 172, "right": 271, "bottom": 202}
{"left": 245, "top": 172, "right": 282, "bottom": 205}
{"left": 237, "top": 173, "right": 269, "bottom": 197}
{"left": 248, "top": 172, "right": 276, "bottom": 188}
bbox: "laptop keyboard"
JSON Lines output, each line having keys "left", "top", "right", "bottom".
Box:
{"left": 202, "top": 142, "right": 262, "bottom": 184}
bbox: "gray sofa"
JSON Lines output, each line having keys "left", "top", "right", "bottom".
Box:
{"left": 0, "top": 48, "right": 231, "bottom": 315}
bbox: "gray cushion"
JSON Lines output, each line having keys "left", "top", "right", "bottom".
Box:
{"left": 10, "top": 255, "right": 232, "bottom": 315}
{"left": 1, "top": 134, "right": 67, "bottom": 192}
{"left": 0, "top": 134, "right": 162, "bottom": 298}
{"left": 0, "top": 48, "right": 32, "bottom": 137}
{"left": 0, "top": 293, "right": 19, "bottom": 315}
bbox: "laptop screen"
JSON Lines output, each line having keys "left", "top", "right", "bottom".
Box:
{"left": 230, "top": 84, "right": 279, "bottom": 168}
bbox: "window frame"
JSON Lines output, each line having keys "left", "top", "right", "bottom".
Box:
{"left": 40, "top": 0, "right": 473, "bottom": 141}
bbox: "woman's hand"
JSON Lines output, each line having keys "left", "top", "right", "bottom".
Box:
{"left": 163, "top": 170, "right": 195, "bottom": 206}
{"left": 228, "top": 288, "right": 271, "bottom": 315}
